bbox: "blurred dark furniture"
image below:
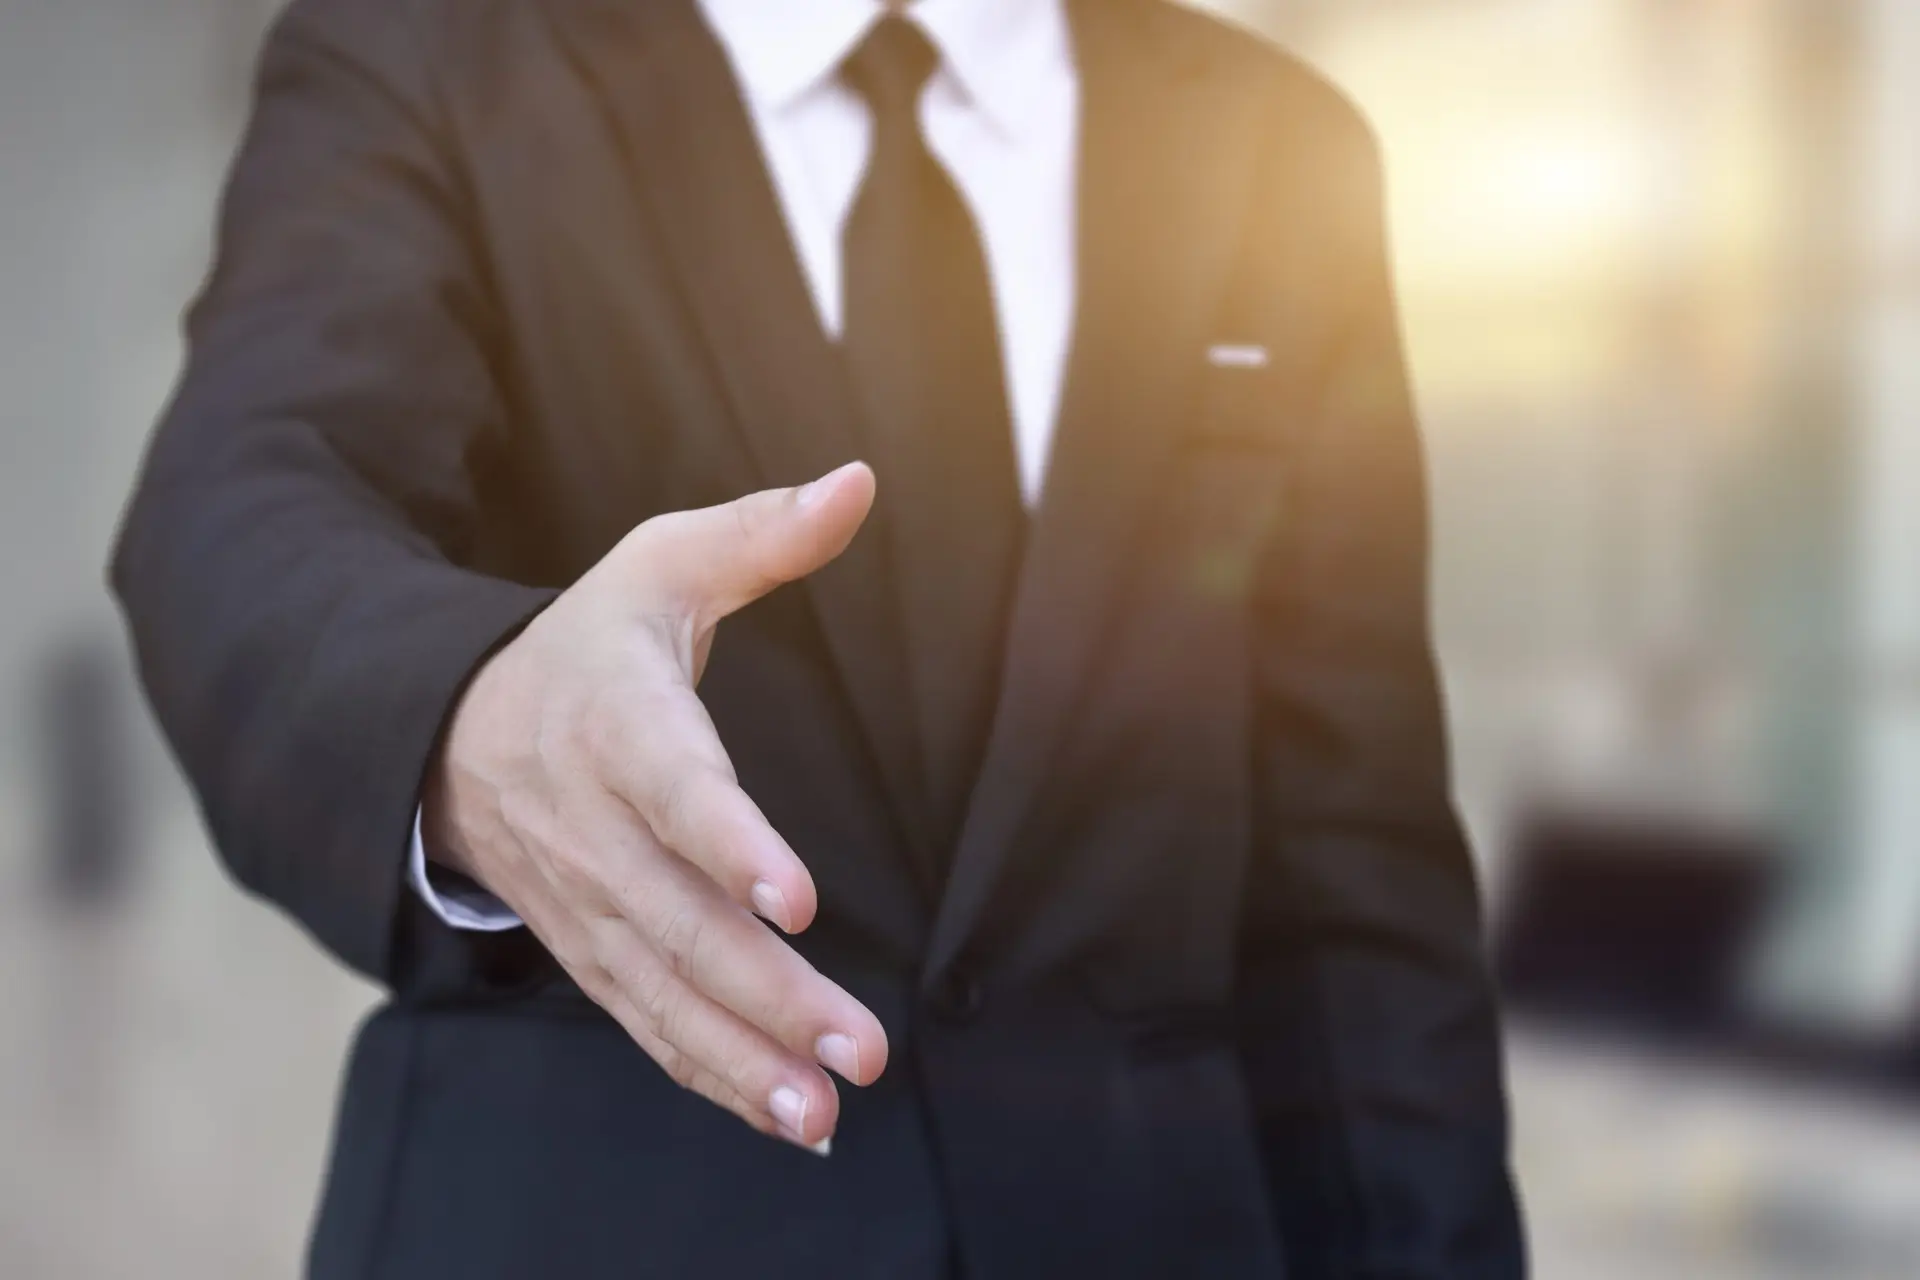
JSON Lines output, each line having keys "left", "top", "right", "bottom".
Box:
{"left": 1494, "top": 811, "right": 1776, "bottom": 1042}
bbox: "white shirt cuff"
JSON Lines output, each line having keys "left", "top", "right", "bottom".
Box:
{"left": 408, "top": 808, "right": 524, "bottom": 932}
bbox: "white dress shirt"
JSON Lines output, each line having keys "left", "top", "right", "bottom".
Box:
{"left": 410, "top": 0, "right": 1082, "bottom": 930}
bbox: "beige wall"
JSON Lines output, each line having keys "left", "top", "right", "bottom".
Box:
{"left": 0, "top": 3, "right": 375, "bottom": 1275}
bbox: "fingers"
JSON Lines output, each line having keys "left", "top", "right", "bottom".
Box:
{"left": 563, "top": 779, "right": 889, "bottom": 1087}
{"left": 441, "top": 462, "right": 891, "bottom": 1155}
{"left": 612, "top": 840, "right": 888, "bottom": 1087}
{"left": 495, "top": 843, "right": 842, "bottom": 1150}
{"left": 651, "top": 764, "right": 816, "bottom": 932}
{"left": 587, "top": 918, "right": 841, "bottom": 1150}
{"left": 630, "top": 461, "right": 876, "bottom": 626}
{"left": 595, "top": 684, "right": 818, "bottom": 935}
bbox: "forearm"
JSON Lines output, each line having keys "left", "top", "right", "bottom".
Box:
{"left": 110, "top": 0, "right": 555, "bottom": 981}
{"left": 112, "top": 467, "right": 551, "bottom": 978}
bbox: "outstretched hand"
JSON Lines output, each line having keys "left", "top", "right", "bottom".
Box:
{"left": 423, "top": 462, "right": 887, "bottom": 1152}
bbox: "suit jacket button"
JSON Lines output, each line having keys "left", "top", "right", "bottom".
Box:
{"left": 928, "top": 970, "right": 985, "bottom": 1026}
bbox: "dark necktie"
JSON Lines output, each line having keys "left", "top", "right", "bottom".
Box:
{"left": 840, "top": 17, "right": 1027, "bottom": 854}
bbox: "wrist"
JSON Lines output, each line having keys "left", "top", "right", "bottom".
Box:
{"left": 421, "top": 640, "right": 520, "bottom": 880}
{"left": 419, "top": 748, "right": 479, "bottom": 878}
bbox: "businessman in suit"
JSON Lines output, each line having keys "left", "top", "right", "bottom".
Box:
{"left": 113, "top": 0, "right": 1525, "bottom": 1275}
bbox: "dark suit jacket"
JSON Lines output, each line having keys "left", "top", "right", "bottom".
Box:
{"left": 112, "top": 0, "right": 1526, "bottom": 1275}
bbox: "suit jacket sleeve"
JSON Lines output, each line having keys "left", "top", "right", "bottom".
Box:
{"left": 1233, "top": 94, "right": 1526, "bottom": 1278}
{"left": 111, "top": 0, "right": 555, "bottom": 984}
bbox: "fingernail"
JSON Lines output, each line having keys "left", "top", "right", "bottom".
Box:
{"left": 751, "top": 880, "right": 791, "bottom": 932}
{"left": 810, "top": 1136, "right": 833, "bottom": 1158}
{"left": 796, "top": 463, "right": 852, "bottom": 510}
{"left": 769, "top": 1086, "right": 809, "bottom": 1141}
{"left": 795, "top": 475, "right": 832, "bottom": 510}
{"left": 816, "top": 1033, "right": 861, "bottom": 1082}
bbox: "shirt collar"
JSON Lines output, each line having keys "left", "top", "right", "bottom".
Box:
{"left": 696, "top": 0, "right": 1069, "bottom": 139}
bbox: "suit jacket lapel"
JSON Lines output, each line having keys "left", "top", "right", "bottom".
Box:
{"left": 544, "top": 0, "right": 940, "bottom": 885}
{"left": 925, "top": 0, "right": 1270, "bottom": 978}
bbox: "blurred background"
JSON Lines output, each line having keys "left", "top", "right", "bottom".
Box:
{"left": 2, "top": 0, "right": 1917, "bottom": 1274}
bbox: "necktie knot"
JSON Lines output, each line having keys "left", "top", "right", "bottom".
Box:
{"left": 842, "top": 15, "right": 940, "bottom": 118}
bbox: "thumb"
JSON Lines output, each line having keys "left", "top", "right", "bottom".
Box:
{"left": 628, "top": 462, "right": 876, "bottom": 624}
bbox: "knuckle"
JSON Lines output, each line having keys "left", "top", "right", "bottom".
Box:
{"left": 571, "top": 961, "right": 617, "bottom": 1005}
{"left": 718, "top": 1046, "right": 762, "bottom": 1095}
{"left": 545, "top": 840, "right": 603, "bottom": 901}
{"left": 650, "top": 769, "right": 696, "bottom": 846}
{"left": 653, "top": 984, "right": 695, "bottom": 1047}
{"left": 651, "top": 763, "right": 728, "bottom": 856}
{"left": 628, "top": 961, "right": 679, "bottom": 1032}
{"left": 733, "top": 502, "right": 782, "bottom": 592}
{"left": 732, "top": 497, "right": 761, "bottom": 542}
{"left": 736, "top": 488, "right": 788, "bottom": 539}
{"left": 620, "top": 512, "right": 672, "bottom": 563}
{"left": 656, "top": 1044, "right": 699, "bottom": 1091}
{"left": 750, "top": 967, "right": 808, "bottom": 1036}
{"left": 492, "top": 786, "right": 549, "bottom": 848}
{"left": 652, "top": 903, "right": 710, "bottom": 982}
{"left": 692, "top": 1073, "right": 733, "bottom": 1111}
{"left": 656, "top": 771, "right": 751, "bottom": 872}
{"left": 585, "top": 922, "right": 634, "bottom": 981}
